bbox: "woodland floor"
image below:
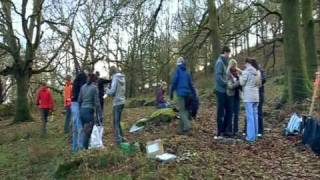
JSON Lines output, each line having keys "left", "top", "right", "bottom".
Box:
{"left": 0, "top": 79, "right": 320, "bottom": 179}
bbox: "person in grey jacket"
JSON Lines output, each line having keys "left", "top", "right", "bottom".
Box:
{"left": 240, "top": 58, "right": 261, "bottom": 143}
{"left": 214, "top": 46, "right": 231, "bottom": 139}
{"left": 78, "top": 73, "right": 102, "bottom": 149}
{"left": 107, "top": 66, "right": 126, "bottom": 145}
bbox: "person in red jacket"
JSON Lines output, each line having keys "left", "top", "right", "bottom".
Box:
{"left": 36, "top": 82, "right": 54, "bottom": 136}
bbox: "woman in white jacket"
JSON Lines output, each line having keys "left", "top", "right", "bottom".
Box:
{"left": 240, "top": 58, "right": 261, "bottom": 143}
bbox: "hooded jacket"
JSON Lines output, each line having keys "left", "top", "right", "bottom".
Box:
{"left": 107, "top": 73, "right": 126, "bottom": 106}
{"left": 36, "top": 86, "right": 54, "bottom": 109}
{"left": 170, "top": 64, "right": 195, "bottom": 99}
{"left": 78, "top": 82, "right": 100, "bottom": 110}
{"left": 64, "top": 80, "right": 73, "bottom": 107}
{"left": 72, "top": 72, "right": 87, "bottom": 102}
{"left": 240, "top": 65, "right": 261, "bottom": 103}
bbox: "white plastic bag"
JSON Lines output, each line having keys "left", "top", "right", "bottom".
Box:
{"left": 89, "top": 125, "right": 104, "bottom": 149}
{"left": 285, "top": 113, "right": 303, "bottom": 135}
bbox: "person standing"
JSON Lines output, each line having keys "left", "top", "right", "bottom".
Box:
{"left": 36, "top": 82, "right": 54, "bottom": 137}
{"left": 71, "top": 70, "right": 87, "bottom": 152}
{"left": 78, "top": 73, "right": 101, "bottom": 149}
{"left": 226, "top": 59, "right": 241, "bottom": 137}
{"left": 170, "top": 57, "right": 196, "bottom": 135}
{"left": 107, "top": 66, "right": 126, "bottom": 145}
{"left": 214, "top": 46, "right": 231, "bottom": 139}
{"left": 64, "top": 75, "right": 73, "bottom": 134}
{"left": 96, "top": 71, "right": 111, "bottom": 111}
{"left": 258, "top": 65, "right": 266, "bottom": 137}
{"left": 240, "top": 58, "right": 261, "bottom": 143}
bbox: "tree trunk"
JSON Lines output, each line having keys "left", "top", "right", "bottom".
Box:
{"left": 282, "top": 0, "right": 309, "bottom": 104}
{"left": 207, "top": 0, "right": 221, "bottom": 71}
{"left": 15, "top": 73, "right": 32, "bottom": 122}
{"left": 302, "top": 0, "right": 318, "bottom": 79}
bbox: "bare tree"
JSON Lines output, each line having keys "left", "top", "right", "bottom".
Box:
{"left": 0, "top": 0, "right": 83, "bottom": 122}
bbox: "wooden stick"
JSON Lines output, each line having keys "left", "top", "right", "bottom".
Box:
{"left": 309, "top": 71, "right": 320, "bottom": 116}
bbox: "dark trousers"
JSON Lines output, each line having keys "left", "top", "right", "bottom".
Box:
{"left": 80, "top": 108, "right": 94, "bottom": 149}
{"left": 99, "top": 96, "right": 104, "bottom": 111}
{"left": 233, "top": 95, "right": 240, "bottom": 134}
{"left": 40, "top": 108, "right": 50, "bottom": 136}
{"left": 215, "top": 91, "right": 228, "bottom": 136}
{"left": 64, "top": 107, "right": 72, "bottom": 134}
{"left": 258, "top": 94, "right": 264, "bottom": 134}
{"left": 113, "top": 104, "right": 124, "bottom": 144}
{"left": 226, "top": 95, "right": 240, "bottom": 135}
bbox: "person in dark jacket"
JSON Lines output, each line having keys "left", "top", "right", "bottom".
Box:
{"left": 170, "top": 57, "right": 196, "bottom": 135}
{"left": 71, "top": 70, "right": 87, "bottom": 152}
{"left": 95, "top": 71, "right": 111, "bottom": 111}
{"left": 36, "top": 82, "right": 54, "bottom": 137}
{"left": 78, "top": 73, "right": 101, "bottom": 149}
{"left": 214, "top": 46, "right": 231, "bottom": 139}
{"left": 156, "top": 82, "right": 169, "bottom": 108}
{"left": 258, "top": 64, "right": 266, "bottom": 137}
{"left": 226, "top": 59, "right": 241, "bottom": 136}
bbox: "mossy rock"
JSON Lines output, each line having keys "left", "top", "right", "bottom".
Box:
{"left": 143, "top": 99, "right": 156, "bottom": 107}
{"left": 127, "top": 99, "right": 146, "bottom": 108}
{"left": 136, "top": 118, "right": 150, "bottom": 127}
{"left": 135, "top": 108, "right": 176, "bottom": 127}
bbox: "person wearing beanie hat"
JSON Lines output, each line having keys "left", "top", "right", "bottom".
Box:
{"left": 170, "top": 57, "right": 196, "bottom": 135}
{"left": 176, "top": 57, "right": 185, "bottom": 65}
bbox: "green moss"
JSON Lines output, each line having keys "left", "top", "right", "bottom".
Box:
{"left": 135, "top": 108, "right": 176, "bottom": 127}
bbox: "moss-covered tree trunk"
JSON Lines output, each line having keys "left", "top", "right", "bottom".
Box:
{"left": 207, "top": 0, "right": 221, "bottom": 71}
{"left": 282, "top": 0, "right": 310, "bottom": 104}
{"left": 15, "top": 72, "right": 32, "bottom": 122}
{"left": 302, "top": 0, "right": 318, "bottom": 80}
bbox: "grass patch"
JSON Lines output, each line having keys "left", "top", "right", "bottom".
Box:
{"left": 55, "top": 148, "right": 128, "bottom": 179}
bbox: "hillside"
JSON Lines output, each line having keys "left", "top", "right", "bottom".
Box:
{"left": 0, "top": 76, "right": 319, "bottom": 179}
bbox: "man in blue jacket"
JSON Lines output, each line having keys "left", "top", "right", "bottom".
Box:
{"left": 214, "top": 46, "right": 231, "bottom": 139}
{"left": 170, "top": 57, "right": 196, "bottom": 135}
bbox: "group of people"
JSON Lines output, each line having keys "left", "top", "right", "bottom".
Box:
{"left": 155, "top": 57, "right": 199, "bottom": 135}
{"left": 36, "top": 45, "right": 265, "bottom": 151}
{"left": 155, "top": 46, "right": 265, "bottom": 143}
{"left": 36, "top": 66, "right": 126, "bottom": 151}
{"left": 215, "top": 46, "right": 266, "bottom": 143}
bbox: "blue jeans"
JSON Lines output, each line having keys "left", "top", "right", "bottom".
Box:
{"left": 245, "top": 102, "right": 259, "bottom": 142}
{"left": 71, "top": 102, "right": 84, "bottom": 152}
{"left": 113, "top": 104, "right": 124, "bottom": 144}
{"left": 80, "top": 108, "right": 94, "bottom": 149}
{"left": 64, "top": 107, "right": 72, "bottom": 134}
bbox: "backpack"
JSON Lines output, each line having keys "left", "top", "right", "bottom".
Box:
{"left": 302, "top": 117, "right": 320, "bottom": 154}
